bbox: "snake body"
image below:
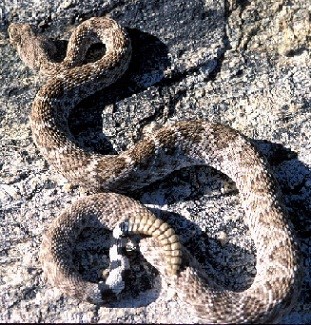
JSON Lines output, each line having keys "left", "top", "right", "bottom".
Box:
{"left": 39, "top": 192, "right": 182, "bottom": 304}
{"left": 8, "top": 17, "right": 299, "bottom": 323}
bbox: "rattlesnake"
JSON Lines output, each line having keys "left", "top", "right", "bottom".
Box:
{"left": 8, "top": 17, "right": 299, "bottom": 323}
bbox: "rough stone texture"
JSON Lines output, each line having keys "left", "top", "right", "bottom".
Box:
{"left": 0, "top": 0, "right": 310, "bottom": 323}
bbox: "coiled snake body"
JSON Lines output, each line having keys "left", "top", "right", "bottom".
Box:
{"left": 9, "top": 17, "right": 299, "bottom": 323}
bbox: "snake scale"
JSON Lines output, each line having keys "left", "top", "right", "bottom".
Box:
{"left": 8, "top": 16, "right": 299, "bottom": 323}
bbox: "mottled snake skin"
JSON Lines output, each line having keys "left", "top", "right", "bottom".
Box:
{"left": 8, "top": 16, "right": 299, "bottom": 323}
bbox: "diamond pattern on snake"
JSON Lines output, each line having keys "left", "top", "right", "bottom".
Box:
{"left": 8, "top": 16, "right": 299, "bottom": 323}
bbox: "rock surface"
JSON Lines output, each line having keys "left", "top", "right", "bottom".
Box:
{"left": 0, "top": 0, "right": 310, "bottom": 323}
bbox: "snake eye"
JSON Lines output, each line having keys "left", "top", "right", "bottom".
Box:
{"left": 8, "top": 24, "right": 20, "bottom": 44}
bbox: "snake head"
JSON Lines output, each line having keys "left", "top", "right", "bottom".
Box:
{"left": 8, "top": 23, "right": 39, "bottom": 69}
{"left": 8, "top": 22, "right": 57, "bottom": 73}
{"left": 8, "top": 23, "right": 35, "bottom": 47}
